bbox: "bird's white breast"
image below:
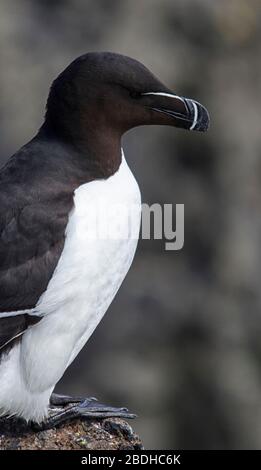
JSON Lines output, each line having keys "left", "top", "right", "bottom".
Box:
{"left": 20, "top": 152, "right": 141, "bottom": 392}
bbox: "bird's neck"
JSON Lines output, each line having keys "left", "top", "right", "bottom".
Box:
{"left": 40, "top": 120, "right": 122, "bottom": 179}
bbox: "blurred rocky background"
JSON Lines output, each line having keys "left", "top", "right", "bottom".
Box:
{"left": 0, "top": 0, "right": 260, "bottom": 449}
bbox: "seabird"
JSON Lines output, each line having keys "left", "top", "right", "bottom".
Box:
{"left": 0, "top": 52, "right": 209, "bottom": 428}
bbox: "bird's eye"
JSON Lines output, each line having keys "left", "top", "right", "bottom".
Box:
{"left": 129, "top": 90, "right": 141, "bottom": 99}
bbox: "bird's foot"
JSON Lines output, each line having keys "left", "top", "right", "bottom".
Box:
{"left": 32, "top": 393, "right": 136, "bottom": 431}
{"left": 50, "top": 392, "right": 89, "bottom": 406}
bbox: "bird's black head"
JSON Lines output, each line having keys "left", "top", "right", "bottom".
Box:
{"left": 45, "top": 52, "right": 210, "bottom": 143}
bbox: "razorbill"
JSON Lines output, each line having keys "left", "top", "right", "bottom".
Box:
{"left": 0, "top": 52, "right": 209, "bottom": 427}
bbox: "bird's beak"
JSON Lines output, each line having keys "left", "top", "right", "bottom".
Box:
{"left": 141, "top": 92, "right": 210, "bottom": 132}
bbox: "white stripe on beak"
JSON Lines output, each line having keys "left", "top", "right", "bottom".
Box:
{"left": 142, "top": 91, "right": 186, "bottom": 105}
{"left": 189, "top": 101, "right": 198, "bottom": 131}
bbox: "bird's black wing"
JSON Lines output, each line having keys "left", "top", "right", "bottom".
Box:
{"left": 0, "top": 138, "right": 86, "bottom": 352}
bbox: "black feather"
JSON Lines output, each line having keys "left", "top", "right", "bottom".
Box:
{"left": 0, "top": 314, "right": 41, "bottom": 355}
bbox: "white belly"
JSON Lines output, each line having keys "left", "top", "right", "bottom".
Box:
{"left": 0, "top": 152, "right": 141, "bottom": 421}
{"left": 22, "top": 152, "right": 141, "bottom": 389}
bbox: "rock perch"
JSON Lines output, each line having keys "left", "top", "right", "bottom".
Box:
{"left": 0, "top": 417, "right": 143, "bottom": 450}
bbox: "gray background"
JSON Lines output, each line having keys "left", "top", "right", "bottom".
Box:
{"left": 0, "top": 0, "right": 261, "bottom": 449}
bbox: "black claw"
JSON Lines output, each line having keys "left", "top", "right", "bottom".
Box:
{"left": 35, "top": 393, "right": 137, "bottom": 430}
{"left": 50, "top": 393, "right": 84, "bottom": 406}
